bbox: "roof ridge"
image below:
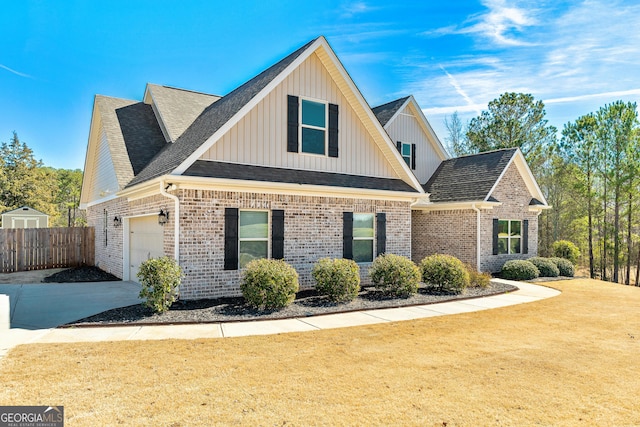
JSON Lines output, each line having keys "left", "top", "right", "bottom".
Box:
{"left": 148, "top": 83, "right": 222, "bottom": 98}
{"left": 446, "top": 147, "right": 518, "bottom": 161}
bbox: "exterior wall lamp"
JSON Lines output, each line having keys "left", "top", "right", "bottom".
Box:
{"left": 158, "top": 209, "right": 169, "bottom": 226}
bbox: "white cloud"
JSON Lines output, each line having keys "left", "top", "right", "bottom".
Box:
{"left": 0, "top": 64, "right": 32, "bottom": 78}
{"left": 426, "top": 0, "right": 538, "bottom": 47}
{"left": 438, "top": 65, "right": 482, "bottom": 115}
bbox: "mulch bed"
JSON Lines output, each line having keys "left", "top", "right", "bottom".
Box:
{"left": 43, "top": 266, "right": 120, "bottom": 283}
{"left": 66, "top": 281, "right": 518, "bottom": 326}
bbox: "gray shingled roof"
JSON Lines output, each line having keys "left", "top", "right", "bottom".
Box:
{"left": 115, "top": 102, "right": 167, "bottom": 175}
{"left": 127, "top": 38, "right": 319, "bottom": 188}
{"left": 146, "top": 84, "right": 221, "bottom": 142}
{"left": 184, "top": 161, "right": 417, "bottom": 192}
{"left": 372, "top": 97, "right": 410, "bottom": 126}
{"left": 423, "top": 148, "right": 518, "bottom": 202}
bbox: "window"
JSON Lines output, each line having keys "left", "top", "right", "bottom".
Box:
{"left": 498, "top": 220, "right": 521, "bottom": 254}
{"left": 400, "top": 142, "right": 412, "bottom": 166}
{"left": 239, "top": 210, "right": 269, "bottom": 268}
{"left": 353, "top": 213, "right": 374, "bottom": 263}
{"left": 301, "top": 99, "right": 327, "bottom": 155}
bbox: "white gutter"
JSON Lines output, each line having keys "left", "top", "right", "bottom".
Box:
{"left": 471, "top": 203, "right": 481, "bottom": 271}
{"left": 160, "top": 180, "right": 180, "bottom": 261}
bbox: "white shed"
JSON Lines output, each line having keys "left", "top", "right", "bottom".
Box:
{"left": 1, "top": 206, "right": 49, "bottom": 229}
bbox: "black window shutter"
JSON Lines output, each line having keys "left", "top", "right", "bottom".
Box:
{"left": 224, "top": 208, "right": 239, "bottom": 270}
{"left": 328, "top": 103, "right": 339, "bottom": 157}
{"left": 272, "top": 210, "right": 285, "bottom": 260}
{"left": 343, "top": 212, "right": 353, "bottom": 259}
{"left": 522, "top": 219, "right": 529, "bottom": 254}
{"left": 376, "top": 213, "right": 386, "bottom": 256}
{"left": 492, "top": 218, "right": 499, "bottom": 256}
{"left": 411, "top": 143, "right": 416, "bottom": 170}
{"left": 396, "top": 141, "right": 402, "bottom": 152}
{"left": 287, "top": 95, "right": 299, "bottom": 153}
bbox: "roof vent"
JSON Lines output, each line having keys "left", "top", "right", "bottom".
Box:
{"left": 22, "top": 207, "right": 29, "bottom": 211}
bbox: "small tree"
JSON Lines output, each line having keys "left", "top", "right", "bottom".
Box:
{"left": 138, "top": 257, "right": 183, "bottom": 313}
{"left": 551, "top": 240, "right": 581, "bottom": 265}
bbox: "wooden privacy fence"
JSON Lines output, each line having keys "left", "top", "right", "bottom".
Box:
{"left": 0, "top": 227, "right": 95, "bottom": 273}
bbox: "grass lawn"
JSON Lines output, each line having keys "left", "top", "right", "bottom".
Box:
{"left": 1, "top": 278, "right": 639, "bottom": 426}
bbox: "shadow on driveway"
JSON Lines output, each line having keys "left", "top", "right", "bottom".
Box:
{"left": 0, "top": 281, "right": 142, "bottom": 330}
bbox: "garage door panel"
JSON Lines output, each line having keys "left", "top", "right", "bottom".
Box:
{"left": 129, "top": 216, "right": 164, "bottom": 283}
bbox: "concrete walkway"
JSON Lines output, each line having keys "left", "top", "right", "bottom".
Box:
{"left": 1, "top": 280, "right": 560, "bottom": 359}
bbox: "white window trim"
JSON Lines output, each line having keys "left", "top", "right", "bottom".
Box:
{"left": 238, "top": 209, "right": 270, "bottom": 267}
{"left": 353, "top": 213, "right": 375, "bottom": 263}
{"left": 498, "top": 219, "right": 522, "bottom": 255}
{"left": 299, "top": 96, "right": 328, "bottom": 157}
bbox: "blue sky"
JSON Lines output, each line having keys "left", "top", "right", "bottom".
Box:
{"left": 2, "top": 0, "right": 639, "bottom": 170}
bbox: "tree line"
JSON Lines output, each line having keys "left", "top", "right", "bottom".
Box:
{"left": 0, "top": 132, "right": 84, "bottom": 227}
{"left": 445, "top": 93, "right": 640, "bottom": 284}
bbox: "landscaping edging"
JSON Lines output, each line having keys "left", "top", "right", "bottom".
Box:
{"left": 63, "top": 280, "right": 518, "bottom": 328}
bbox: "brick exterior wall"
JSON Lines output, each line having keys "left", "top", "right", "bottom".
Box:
{"left": 87, "top": 195, "right": 173, "bottom": 279}
{"left": 412, "top": 162, "right": 540, "bottom": 272}
{"left": 88, "top": 190, "right": 411, "bottom": 299}
{"left": 480, "top": 163, "right": 539, "bottom": 272}
{"left": 411, "top": 209, "right": 477, "bottom": 267}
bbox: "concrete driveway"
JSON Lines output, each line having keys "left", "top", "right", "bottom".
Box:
{"left": 0, "top": 280, "right": 142, "bottom": 329}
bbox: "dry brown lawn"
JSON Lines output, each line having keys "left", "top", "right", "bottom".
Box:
{"left": 1, "top": 278, "right": 639, "bottom": 426}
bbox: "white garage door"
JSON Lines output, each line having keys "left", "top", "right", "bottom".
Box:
{"left": 129, "top": 216, "right": 165, "bottom": 283}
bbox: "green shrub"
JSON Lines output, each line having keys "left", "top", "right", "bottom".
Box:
{"left": 137, "top": 256, "right": 183, "bottom": 313}
{"left": 550, "top": 257, "right": 575, "bottom": 277}
{"left": 369, "top": 254, "right": 421, "bottom": 297}
{"left": 465, "top": 264, "right": 491, "bottom": 288}
{"left": 551, "top": 240, "right": 580, "bottom": 265}
{"left": 312, "top": 258, "right": 360, "bottom": 302}
{"left": 528, "top": 257, "right": 560, "bottom": 277}
{"left": 420, "top": 254, "right": 470, "bottom": 294}
{"left": 500, "top": 260, "right": 539, "bottom": 280}
{"left": 240, "top": 259, "right": 299, "bottom": 310}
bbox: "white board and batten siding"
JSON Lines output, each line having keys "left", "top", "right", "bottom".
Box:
{"left": 200, "top": 52, "right": 398, "bottom": 180}
{"left": 88, "top": 127, "right": 120, "bottom": 201}
{"left": 384, "top": 103, "right": 445, "bottom": 184}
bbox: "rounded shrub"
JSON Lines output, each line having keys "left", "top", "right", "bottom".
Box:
{"left": 240, "top": 259, "right": 299, "bottom": 310}
{"left": 420, "top": 254, "right": 470, "bottom": 294}
{"left": 369, "top": 253, "right": 421, "bottom": 297}
{"left": 551, "top": 240, "right": 580, "bottom": 265}
{"left": 312, "top": 258, "right": 360, "bottom": 302}
{"left": 137, "top": 256, "right": 183, "bottom": 313}
{"left": 500, "top": 260, "right": 539, "bottom": 280}
{"left": 528, "top": 257, "right": 560, "bottom": 277}
{"left": 550, "top": 257, "right": 575, "bottom": 277}
{"left": 465, "top": 264, "right": 491, "bottom": 288}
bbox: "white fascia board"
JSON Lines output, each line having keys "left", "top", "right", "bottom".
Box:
{"left": 116, "top": 177, "right": 165, "bottom": 202}
{"left": 172, "top": 38, "right": 326, "bottom": 176}
{"left": 81, "top": 193, "right": 119, "bottom": 209}
{"left": 412, "top": 200, "right": 502, "bottom": 211}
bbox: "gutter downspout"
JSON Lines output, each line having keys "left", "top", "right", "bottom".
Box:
{"left": 160, "top": 180, "right": 180, "bottom": 261}
{"left": 471, "top": 203, "right": 481, "bottom": 271}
